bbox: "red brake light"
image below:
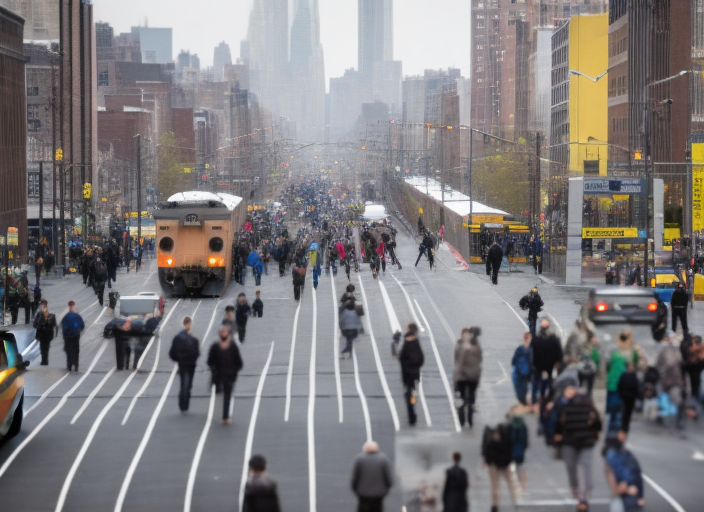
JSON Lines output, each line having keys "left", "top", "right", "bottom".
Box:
{"left": 595, "top": 302, "right": 608, "bottom": 312}
{"left": 647, "top": 302, "right": 658, "bottom": 312}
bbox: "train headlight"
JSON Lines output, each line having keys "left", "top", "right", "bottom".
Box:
{"left": 158, "top": 254, "right": 176, "bottom": 267}
{"left": 207, "top": 256, "right": 225, "bottom": 267}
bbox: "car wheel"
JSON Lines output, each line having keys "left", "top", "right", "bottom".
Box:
{"left": 6, "top": 395, "right": 23, "bottom": 439}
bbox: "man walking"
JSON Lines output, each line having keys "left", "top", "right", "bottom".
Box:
{"left": 671, "top": 282, "right": 689, "bottom": 333}
{"left": 531, "top": 318, "right": 563, "bottom": 404}
{"left": 207, "top": 326, "right": 243, "bottom": 425}
{"left": 442, "top": 452, "right": 469, "bottom": 512}
{"left": 351, "top": 441, "right": 393, "bottom": 512}
{"left": 93, "top": 257, "right": 108, "bottom": 307}
{"left": 169, "top": 316, "right": 200, "bottom": 413}
{"left": 33, "top": 299, "right": 57, "bottom": 366}
{"left": 488, "top": 241, "right": 504, "bottom": 285}
{"left": 60, "top": 300, "right": 84, "bottom": 372}
{"left": 242, "top": 455, "right": 281, "bottom": 512}
{"left": 399, "top": 323, "right": 424, "bottom": 426}
{"left": 520, "top": 286, "right": 544, "bottom": 336}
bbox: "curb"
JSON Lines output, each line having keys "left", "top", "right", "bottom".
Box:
{"left": 444, "top": 242, "right": 469, "bottom": 269}
{"left": 539, "top": 275, "right": 556, "bottom": 286}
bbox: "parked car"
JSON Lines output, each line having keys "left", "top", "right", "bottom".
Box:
{"left": 587, "top": 287, "right": 667, "bottom": 341}
{"left": 0, "top": 328, "right": 30, "bottom": 442}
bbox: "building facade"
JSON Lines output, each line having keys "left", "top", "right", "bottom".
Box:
{"left": 0, "top": 6, "right": 27, "bottom": 261}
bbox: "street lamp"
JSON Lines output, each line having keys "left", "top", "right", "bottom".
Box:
{"left": 569, "top": 69, "right": 608, "bottom": 83}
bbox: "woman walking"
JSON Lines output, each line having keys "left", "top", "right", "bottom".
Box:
{"left": 453, "top": 327, "right": 483, "bottom": 429}
{"left": 207, "top": 326, "right": 244, "bottom": 425}
{"left": 399, "top": 323, "right": 425, "bottom": 426}
{"left": 339, "top": 300, "right": 363, "bottom": 359}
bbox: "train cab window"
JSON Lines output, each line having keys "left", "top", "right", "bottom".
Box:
{"left": 159, "top": 237, "right": 174, "bottom": 252}
{"left": 209, "top": 237, "right": 224, "bottom": 252}
{"left": 0, "top": 342, "right": 8, "bottom": 370}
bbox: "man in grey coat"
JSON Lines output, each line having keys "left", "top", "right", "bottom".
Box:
{"left": 351, "top": 441, "right": 393, "bottom": 512}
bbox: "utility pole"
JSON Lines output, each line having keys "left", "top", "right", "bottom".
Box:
{"left": 39, "top": 161, "right": 44, "bottom": 241}
{"left": 136, "top": 134, "right": 142, "bottom": 248}
{"left": 468, "top": 129, "right": 474, "bottom": 269}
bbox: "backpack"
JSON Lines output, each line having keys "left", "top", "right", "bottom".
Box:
{"left": 514, "top": 347, "right": 531, "bottom": 378}
{"left": 519, "top": 295, "right": 529, "bottom": 310}
{"left": 509, "top": 416, "right": 528, "bottom": 461}
{"left": 606, "top": 448, "right": 642, "bottom": 489}
{"left": 96, "top": 261, "right": 107, "bottom": 278}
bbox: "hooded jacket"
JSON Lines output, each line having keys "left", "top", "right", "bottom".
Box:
{"left": 242, "top": 474, "right": 281, "bottom": 512}
{"left": 453, "top": 338, "right": 483, "bottom": 384}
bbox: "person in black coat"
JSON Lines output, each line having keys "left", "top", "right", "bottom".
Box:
{"left": 33, "top": 299, "right": 57, "bottom": 365}
{"left": 671, "top": 282, "right": 689, "bottom": 333}
{"left": 207, "top": 326, "right": 243, "bottom": 425}
{"left": 488, "top": 242, "right": 504, "bottom": 285}
{"left": 169, "top": 316, "right": 200, "bottom": 413}
{"left": 235, "top": 293, "right": 251, "bottom": 343}
{"left": 482, "top": 423, "right": 517, "bottom": 511}
{"left": 399, "top": 322, "right": 425, "bottom": 426}
{"left": 242, "top": 455, "right": 281, "bottom": 512}
{"left": 530, "top": 318, "right": 563, "bottom": 404}
{"left": 442, "top": 452, "right": 469, "bottom": 512}
{"left": 617, "top": 362, "right": 640, "bottom": 433}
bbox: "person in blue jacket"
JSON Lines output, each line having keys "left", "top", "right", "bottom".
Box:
{"left": 61, "top": 300, "right": 85, "bottom": 372}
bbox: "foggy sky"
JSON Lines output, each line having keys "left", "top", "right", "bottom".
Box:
{"left": 92, "top": 0, "right": 471, "bottom": 85}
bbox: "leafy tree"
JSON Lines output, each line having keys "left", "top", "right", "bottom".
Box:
{"left": 472, "top": 153, "right": 530, "bottom": 216}
{"left": 157, "top": 131, "right": 195, "bottom": 201}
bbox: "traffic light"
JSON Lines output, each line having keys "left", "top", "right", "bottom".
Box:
{"left": 201, "top": 173, "right": 207, "bottom": 182}
{"left": 83, "top": 182, "right": 92, "bottom": 199}
{"left": 55, "top": 148, "right": 63, "bottom": 161}
{"left": 633, "top": 150, "right": 643, "bottom": 161}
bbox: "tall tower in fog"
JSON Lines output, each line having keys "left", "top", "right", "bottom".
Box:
{"left": 290, "top": 0, "right": 326, "bottom": 141}
{"left": 241, "top": 0, "right": 289, "bottom": 116}
{"left": 213, "top": 41, "right": 232, "bottom": 82}
{"left": 357, "top": 0, "right": 400, "bottom": 114}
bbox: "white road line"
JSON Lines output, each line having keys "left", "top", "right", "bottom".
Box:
{"left": 356, "top": 275, "right": 400, "bottom": 431}
{"left": 284, "top": 302, "right": 302, "bottom": 422}
{"left": 330, "top": 275, "right": 343, "bottom": 423}
{"left": 414, "top": 300, "right": 462, "bottom": 433}
{"left": 199, "top": 300, "right": 222, "bottom": 348}
{"left": 53, "top": 300, "right": 182, "bottom": 512}
{"left": 122, "top": 300, "right": 200, "bottom": 425}
{"left": 70, "top": 367, "right": 116, "bottom": 424}
{"left": 389, "top": 273, "right": 425, "bottom": 332}
{"left": 642, "top": 474, "right": 687, "bottom": 512}
{"left": 307, "top": 288, "right": 318, "bottom": 512}
{"left": 379, "top": 280, "right": 431, "bottom": 426}
{"left": 418, "top": 381, "right": 432, "bottom": 426}
{"left": 544, "top": 311, "right": 565, "bottom": 340}
{"left": 408, "top": 272, "right": 456, "bottom": 343}
{"left": 497, "top": 361, "right": 510, "bottom": 385}
{"left": 352, "top": 348, "right": 373, "bottom": 442}
{"left": 24, "top": 372, "right": 70, "bottom": 418}
{"left": 238, "top": 342, "right": 275, "bottom": 510}
{"left": 88, "top": 307, "right": 108, "bottom": 328}
{"left": 114, "top": 364, "right": 179, "bottom": 511}
{"left": 490, "top": 288, "right": 528, "bottom": 328}
{"left": 0, "top": 340, "right": 110, "bottom": 479}
{"left": 183, "top": 385, "right": 216, "bottom": 512}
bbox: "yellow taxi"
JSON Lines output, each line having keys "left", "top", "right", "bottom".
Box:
{"left": 0, "top": 329, "right": 29, "bottom": 441}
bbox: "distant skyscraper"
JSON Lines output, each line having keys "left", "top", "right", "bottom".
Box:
{"left": 213, "top": 41, "right": 232, "bottom": 82}
{"left": 242, "top": 0, "right": 289, "bottom": 115}
{"left": 290, "top": 0, "right": 326, "bottom": 141}
{"left": 358, "top": 0, "right": 392, "bottom": 76}
{"left": 131, "top": 25, "right": 172, "bottom": 64}
{"left": 356, "top": 0, "right": 400, "bottom": 114}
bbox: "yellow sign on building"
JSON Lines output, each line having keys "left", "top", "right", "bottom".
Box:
{"left": 582, "top": 227, "right": 638, "bottom": 238}
{"left": 693, "top": 143, "right": 704, "bottom": 232}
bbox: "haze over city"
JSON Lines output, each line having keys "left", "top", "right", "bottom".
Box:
{"left": 92, "top": 0, "right": 472, "bottom": 83}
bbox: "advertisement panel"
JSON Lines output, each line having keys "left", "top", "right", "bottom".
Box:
{"left": 582, "top": 227, "right": 639, "bottom": 238}
{"left": 693, "top": 143, "right": 704, "bottom": 232}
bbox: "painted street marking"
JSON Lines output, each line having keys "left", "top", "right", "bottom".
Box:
{"left": 330, "top": 275, "right": 343, "bottom": 423}
{"left": 284, "top": 301, "right": 302, "bottom": 422}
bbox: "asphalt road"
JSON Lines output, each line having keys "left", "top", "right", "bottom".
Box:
{"left": 0, "top": 229, "right": 700, "bottom": 512}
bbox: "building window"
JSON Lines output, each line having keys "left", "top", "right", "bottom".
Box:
{"left": 27, "top": 104, "right": 40, "bottom": 120}
{"left": 27, "top": 86, "right": 39, "bottom": 96}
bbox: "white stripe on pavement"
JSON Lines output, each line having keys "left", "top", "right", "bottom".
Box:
{"left": 379, "top": 280, "right": 431, "bottom": 426}
{"left": 239, "top": 342, "right": 275, "bottom": 510}
{"left": 53, "top": 299, "right": 182, "bottom": 512}
{"left": 284, "top": 301, "right": 302, "bottom": 422}
{"left": 414, "top": 300, "right": 462, "bottom": 433}
{"left": 183, "top": 386, "right": 217, "bottom": 512}
{"left": 24, "top": 372, "right": 70, "bottom": 418}
{"left": 70, "top": 367, "right": 116, "bottom": 424}
{"left": 389, "top": 273, "right": 425, "bottom": 332}
{"left": 352, "top": 348, "right": 373, "bottom": 442}
{"left": 307, "top": 288, "right": 318, "bottom": 512}
{"left": 642, "top": 474, "right": 687, "bottom": 512}
{"left": 0, "top": 340, "right": 110, "bottom": 479}
{"left": 356, "top": 275, "right": 400, "bottom": 431}
{"left": 409, "top": 272, "right": 456, "bottom": 343}
{"left": 114, "top": 364, "right": 179, "bottom": 511}
{"left": 330, "top": 275, "right": 343, "bottom": 422}
{"left": 122, "top": 300, "right": 201, "bottom": 425}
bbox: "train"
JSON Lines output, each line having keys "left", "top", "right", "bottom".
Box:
{"left": 153, "top": 191, "right": 246, "bottom": 297}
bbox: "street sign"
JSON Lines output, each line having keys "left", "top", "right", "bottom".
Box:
{"left": 582, "top": 227, "right": 639, "bottom": 238}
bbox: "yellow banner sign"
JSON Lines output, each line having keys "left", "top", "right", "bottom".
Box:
{"left": 582, "top": 228, "right": 639, "bottom": 238}
{"left": 469, "top": 214, "right": 504, "bottom": 224}
{"left": 693, "top": 143, "right": 704, "bottom": 232}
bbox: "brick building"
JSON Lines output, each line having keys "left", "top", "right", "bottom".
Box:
{"left": 0, "top": 6, "right": 27, "bottom": 261}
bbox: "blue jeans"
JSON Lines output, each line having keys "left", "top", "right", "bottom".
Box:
{"left": 179, "top": 367, "right": 195, "bottom": 412}
{"left": 513, "top": 371, "right": 530, "bottom": 405}
{"left": 531, "top": 372, "right": 553, "bottom": 404}
{"left": 606, "top": 390, "right": 622, "bottom": 433}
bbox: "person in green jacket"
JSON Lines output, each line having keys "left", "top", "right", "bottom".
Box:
{"left": 606, "top": 330, "right": 638, "bottom": 433}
